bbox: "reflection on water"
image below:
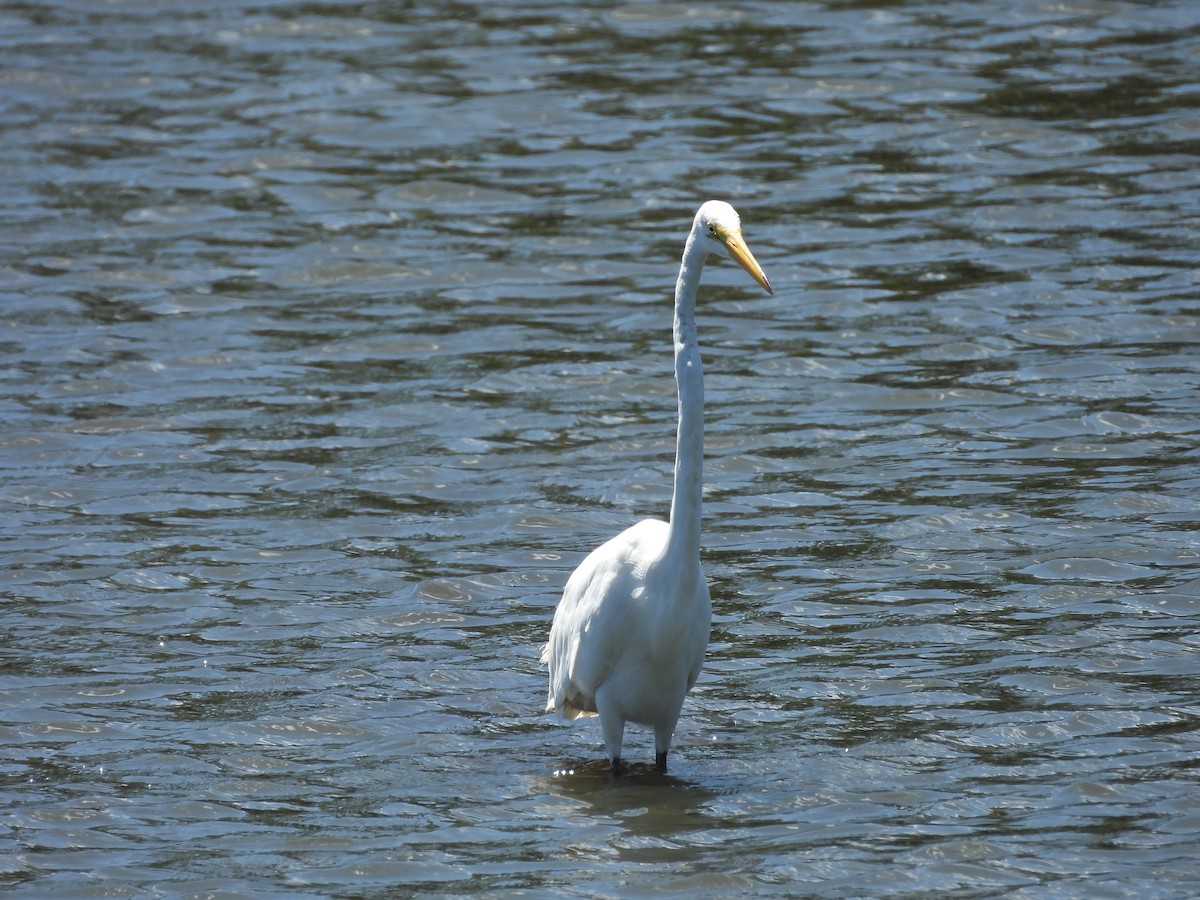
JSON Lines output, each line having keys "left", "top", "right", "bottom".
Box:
{"left": 2, "top": 0, "right": 1199, "bottom": 895}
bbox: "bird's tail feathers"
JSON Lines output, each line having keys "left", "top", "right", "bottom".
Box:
{"left": 559, "top": 695, "right": 598, "bottom": 720}
{"left": 545, "top": 695, "right": 599, "bottom": 720}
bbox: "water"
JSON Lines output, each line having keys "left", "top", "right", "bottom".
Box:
{"left": 2, "top": 0, "right": 1199, "bottom": 895}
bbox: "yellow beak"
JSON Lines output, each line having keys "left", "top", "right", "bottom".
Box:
{"left": 724, "top": 231, "right": 773, "bottom": 295}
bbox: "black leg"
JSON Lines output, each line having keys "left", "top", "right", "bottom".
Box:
{"left": 655, "top": 751, "right": 668, "bottom": 773}
{"left": 610, "top": 756, "right": 622, "bottom": 774}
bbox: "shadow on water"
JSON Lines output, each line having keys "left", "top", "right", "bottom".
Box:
{"left": 533, "top": 759, "right": 722, "bottom": 859}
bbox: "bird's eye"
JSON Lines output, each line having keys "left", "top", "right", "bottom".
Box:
{"left": 708, "top": 225, "right": 717, "bottom": 236}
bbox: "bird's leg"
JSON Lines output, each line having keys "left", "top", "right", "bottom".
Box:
{"left": 596, "top": 687, "right": 625, "bottom": 772}
{"left": 653, "top": 718, "right": 676, "bottom": 774}
{"left": 610, "top": 756, "right": 623, "bottom": 775}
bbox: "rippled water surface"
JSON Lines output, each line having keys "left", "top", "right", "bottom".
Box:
{"left": 3, "top": 0, "right": 1200, "bottom": 895}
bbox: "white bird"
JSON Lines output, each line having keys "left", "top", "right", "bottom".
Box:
{"left": 542, "top": 200, "right": 772, "bottom": 773}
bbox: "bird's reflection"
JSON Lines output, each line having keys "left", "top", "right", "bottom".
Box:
{"left": 534, "top": 754, "right": 721, "bottom": 853}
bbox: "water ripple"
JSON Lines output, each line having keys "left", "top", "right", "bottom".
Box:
{"left": 2, "top": 0, "right": 1199, "bottom": 897}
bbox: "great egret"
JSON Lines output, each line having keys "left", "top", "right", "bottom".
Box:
{"left": 542, "top": 200, "right": 772, "bottom": 773}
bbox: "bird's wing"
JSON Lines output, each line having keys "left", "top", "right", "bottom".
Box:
{"left": 544, "top": 520, "right": 666, "bottom": 718}
{"left": 544, "top": 552, "right": 619, "bottom": 718}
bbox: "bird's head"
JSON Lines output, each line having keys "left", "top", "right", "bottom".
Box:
{"left": 694, "top": 200, "right": 773, "bottom": 295}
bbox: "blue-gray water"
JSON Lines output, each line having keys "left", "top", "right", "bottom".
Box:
{"left": 3, "top": 1, "right": 1199, "bottom": 896}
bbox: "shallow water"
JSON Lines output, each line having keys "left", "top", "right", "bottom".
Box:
{"left": 2, "top": 0, "right": 1200, "bottom": 896}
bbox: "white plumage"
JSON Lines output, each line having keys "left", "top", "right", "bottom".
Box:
{"left": 542, "top": 201, "right": 773, "bottom": 773}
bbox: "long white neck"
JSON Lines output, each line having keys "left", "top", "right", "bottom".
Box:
{"left": 666, "top": 231, "right": 708, "bottom": 563}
